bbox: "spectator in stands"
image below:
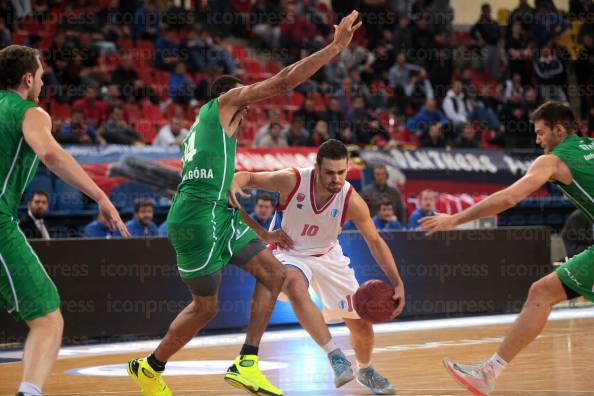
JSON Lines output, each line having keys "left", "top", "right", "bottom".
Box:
{"left": 523, "top": 86, "right": 539, "bottom": 113}
{"left": 506, "top": 23, "right": 533, "bottom": 84}
{"left": 503, "top": 89, "right": 532, "bottom": 148}
{"left": 285, "top": 118, "right": 309, "bottom": 147}
{"left": 154, "top": 115, "right": 189, "bottom": 147}
{"left": 78, "top": 32, "right": 100, "bottom": 69}
{"left": 388, "top": 52, "right": 421, "bottom": 91}
{"left": 372, "top": 201, "right": 403, "bottom": 230}
{"left": 531, "top": 1, "right": 569, "bottom": 46}
{"left": 72, "top": 86, "right": 109, "bottom": 129}
{"left": 407, "top": 189, "right": 437, "bottom": 229}
{"left": 258, "top": 123, "right": 288, "bottom": 148}
{"left": 507, "top": 0, "right": 534, "bottom": 34}
{"left": 280, "top": 2, "right": 318, "bottom": 63}
{"left": 307, "top": 120, "right": 331, "bottom": 147}
{"left": 443, "top": 79, "right": 470, "bottom": 133}
{"left": 361, "top": 164, "right": 406, "bottom": 222}
{"left": 405, "top": 69, "right": 435, "bottom": 111}
{"left": 98, "top": 0, "right": 128, "bottom": 42}
{"left": 57, "top": 109, "right": 104, "bottom": 145}
{"left": 133, "top": 0, "right": 160, "bottom": 41}
{"left": 406, "top": 98, "right": 449, "bottom": 136}
{"left": 19, "top": 191, "right": 52, "bottom": 240}
{"left": 208, "top": 33, "right": 238, "bottom": 74}
{"left": 357, "top": 119, "right": 391, "bottom": 147}
{"left": 340, "top": 41, "right": 374, "bottom": 71}
{"left": 168, "top": 62, "right": 193, "bottom": 105}
{"left": 427, "top": 31, "right": 455, "bottom": 101}
{"left": 454, "top": 122, "right": 481, "bottom": 148}
{"left": 102, "top": 106, "right": 144, "bottom": 145}
{"left": 410, "top": 14, "right": 435, "bottom": 67}
{"left": 339, "top": 126, "right": 357, "bottom": 145}
{"left": 504, "top": 72, "right": 524, "bottom": 100}
{"left": 83, "top": 212, "right": 114, "bottom": 238}
{"left": 295, "top": 97, "right": 323, "bottom": 133}
{"left": 561, "top": 209, "right": 594, "bottom": 258}
{"left": 154, "top": 28, "right": 180, "bottom": 72}
{"left": 105, "top": 84, "right": 122, "bottom": 108}
{"left": 250, "top": 194, "right": 280, "bottom": 230}
{"left": 533, "top": 44, "right": 567, "bottom": 102}
{"left": 158, "top": 221, "right": 167, "bottom": 236}
{"left": 118, "top": 199, "right": 159, "bottom": 237}
{"left": 392, "top": 15, "right": 413, "bottom": 53}
{"left": 323, "top": 55, "right": 349, "bottom": 88}
{"left": 253, "top": 109, "right": 284, "bottom": 147}
{"left": 251, "top": 0, "right": 282, "bottom": 49}
{"left": 325, "top": 96, "right": 345, "bottom": 138}
{"left": 420, "top": 124, "right": 448, "bottom": 148}
{"left": 112, "top": 53, "right": 138, "bottom": 101}
{"left": 470, "top": 3, "right": 502, "bottom": 79}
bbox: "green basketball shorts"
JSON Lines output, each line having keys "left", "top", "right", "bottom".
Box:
{"left": 167, "top": 193, "right": 259, "bottom": 279}
{"left": 556, "top": 245, "right": 594, "bottom": 302}
{"left": 0, "top": 216, "right": 60, "bottom": 321}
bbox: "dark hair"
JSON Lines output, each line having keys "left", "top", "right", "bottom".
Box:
{"left": 256, "top": 193, "right": 273, "bottom": 204}
{"left": 210, "top": 75, "right": 243, "bottom": 99}
{"left": 29, "top": 190, "right": 48, "bottom": 201}
{"left": 0, "top": 45, "right": 40, "bottom": 89}
{"left": 72, "top": 108, "right": 84, "bottom": 115}
{"left": 316, "top": 139, "right": 348, "bottom": 166}
{"left": 134, "top": 198, "right": 155, "bottom": 213}
{"left": 269, "top": 122, "right": 281, "bottom": 129}
{"left": 378, "top": 200, "right": 393, "bottom": 208}
{"left": 530, "top": 101, "right": 577, "bottom": 134}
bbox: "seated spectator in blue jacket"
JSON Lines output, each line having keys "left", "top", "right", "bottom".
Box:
{"left": 83, "top": 212, "right": 114, "bottom": 238}
{"left": 372, "top": 201, "right": 403, "bottom": 230}
{"left": 168, "top": 62, "right": 194, "bottom": 105}
{"left": 159, "top": 221, "right": 167, "bottom": 236}
{"left": 153, "top": 28, "right": 179, "bottom": 71}
{"left": 116, "top": 199, "right": 159, "bottom": 237}
{"left": 250, "top": 194, "right": 281, "bottom": 231}
{"left": 407, "top": 189, "right": 437, "bottom": 230}
{"left": 405, "top": 98, "right": 449, "bottom": 135}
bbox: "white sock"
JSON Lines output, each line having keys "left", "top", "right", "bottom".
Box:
{"left": 322, "top": 340, "right": 338, "bottom": 354}
{"left": 357, "top": 361, "right": 371, "bottom": 370}
{"left": 487, "top": 353, "right": 507, "bottom": 379}
{"left": 18, "top": 382, "right": 42, "bottom": 396}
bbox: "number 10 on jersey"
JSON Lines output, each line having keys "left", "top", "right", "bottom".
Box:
{"left": 301, "top": 224, "right": 319, "bottom": 237}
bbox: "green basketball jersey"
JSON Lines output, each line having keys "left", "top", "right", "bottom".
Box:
{"left": 0, "top": 90, "right": 39, "bottom": 218}
{"left": 551, "top": 135, "right": 594, "bottom": 222}
{"left": 177, "top": 98, "right": 236, "bottom": 205}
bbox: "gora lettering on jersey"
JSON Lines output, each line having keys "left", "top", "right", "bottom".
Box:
{"left": 182, "top": 168, "right": 214, "bottom": 181}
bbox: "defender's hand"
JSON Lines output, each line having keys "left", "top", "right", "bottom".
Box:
{"left": 262, "top": 229, "right": 294, "bottom": 250}
{"left": 419, "top": 213, "right": 457, "bottom": 236}
{"left": 332, "top": 10, "right": 363, "bottom": 51}
{"left": 98, "top": 196, "right": 129, "bottom": 237}
{"left": 228, "top": 181, "right": 251, "bottom": 208}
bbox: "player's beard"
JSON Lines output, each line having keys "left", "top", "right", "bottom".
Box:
{"left": 326, "top": 183, "right": 342, "bottom": 194}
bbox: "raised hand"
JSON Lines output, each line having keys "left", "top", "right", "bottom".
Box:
{"left": 332, "top": 10, "right": 363, "bottom": 51}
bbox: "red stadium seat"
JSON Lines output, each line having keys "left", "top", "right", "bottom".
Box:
{"left": 231, "top": 44, "right": 249, "bottom": 61}
{"left": 283, "top": 91, "right": 304, "bottom": 111}
{"left": 50, "top": 100, "right": 71, "bottom": 121}
{"left": 135, "top": 119, "right": 157, "bottom": 144}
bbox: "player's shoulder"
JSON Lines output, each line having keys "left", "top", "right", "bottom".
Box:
{"left": 23, "top": 106, "right": 51, "bottom": 123}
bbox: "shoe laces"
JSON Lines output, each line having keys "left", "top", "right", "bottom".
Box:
{"left": 329, "top": 351, "right": 351, "bottom": 374}
{"left": 361, "top": 367, "right": 390, "bottom": 389}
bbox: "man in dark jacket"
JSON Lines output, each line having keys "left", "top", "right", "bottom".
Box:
{"left": 19, "top": 191, "right": 52, "bottom": 240}
{"left": 361, "top": 164, "right": 407, "bottom": 223}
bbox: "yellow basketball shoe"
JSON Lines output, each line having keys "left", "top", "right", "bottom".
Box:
{"left": 224, "top": 355, "right": 284, "bottom": 396}
{"left": 127, "top": 357, "right": 172, "bottom": 396}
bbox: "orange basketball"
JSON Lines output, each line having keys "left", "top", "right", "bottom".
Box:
{"left": 353, "top": 280, "right": 399, "bottom": 323}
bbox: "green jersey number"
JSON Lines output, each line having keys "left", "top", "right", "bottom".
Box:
{"left": 183, "top": 116, "right": 200, "bottom": 164}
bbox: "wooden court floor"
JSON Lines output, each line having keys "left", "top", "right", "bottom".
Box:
{"left": 2, "top": 311, "right": 594, "bottom": 396}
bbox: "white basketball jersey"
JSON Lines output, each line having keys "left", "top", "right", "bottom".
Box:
{"left": 278, "top": 167, "right": 353, "bottom": 256}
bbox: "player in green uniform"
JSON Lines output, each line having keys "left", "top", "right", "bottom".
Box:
{"left": 420, "top": 101, "right": 594, "bottom": 396}
{"left": 0, "top": 46, "right": 128, "bottom": 396}
{"left": 127, "top": 11, "right": 362, "bottom": 396}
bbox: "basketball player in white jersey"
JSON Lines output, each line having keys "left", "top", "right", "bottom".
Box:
{"left": 230, "top": 139, "right": 405, "bottom": 394}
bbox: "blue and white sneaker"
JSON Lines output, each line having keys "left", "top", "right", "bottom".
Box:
{"left": 328, "top": 349, "right": 355, "bottom": 388}
{"left": 356, "top": 365, "right": 396, "bottom": 395}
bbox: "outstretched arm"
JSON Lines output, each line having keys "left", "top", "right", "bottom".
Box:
{"left": 23, "top": 107, "right": 129, "bottom": 236}
{"left": 219, "top": 11, "right": 362, "bottom": 108}
{"left": 420, "top": 154, "right": 560, "bottom": 235}
{"left": 347, "top": 191, "right": 405, "bottom": 317}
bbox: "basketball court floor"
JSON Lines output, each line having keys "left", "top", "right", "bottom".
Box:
{"left": 2, "top": 307, "right": 594, "bottom": 396}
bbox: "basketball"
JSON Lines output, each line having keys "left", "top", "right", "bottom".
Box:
{"left": 353, "top": 280, "right": 399, "bottom": 324}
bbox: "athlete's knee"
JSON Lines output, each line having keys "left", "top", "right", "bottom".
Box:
{"left": 28, "top": 309, "right": 64, "bottom": 334}
{"left": 526, "top": 277, "right": 557, "bottom": 306}
{"left": 192, "top": 294, "right": 219, "bottom": 320}
{"left": 348, "top": 319, "right": 373, "bottom": 338}
{"left": 283, "top": 270, "right": 308, "bottom": 301}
